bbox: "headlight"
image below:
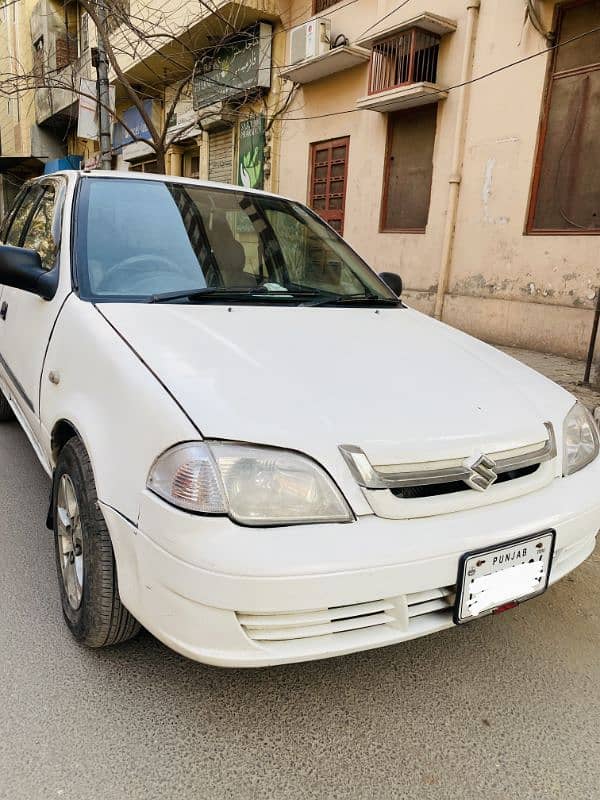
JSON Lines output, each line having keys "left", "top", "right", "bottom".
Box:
{"left": 563, "top": 402, "right": 599, "bottom": 476}
{"left": 147, "top": 441, "right": 354, "bottom": 526}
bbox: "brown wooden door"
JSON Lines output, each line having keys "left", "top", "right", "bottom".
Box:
{"left": 308, "top": 137, "right": 349, "bottom": 234}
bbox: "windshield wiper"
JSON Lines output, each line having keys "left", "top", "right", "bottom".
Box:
{"left": 304, "top": 292, "right": 400, "bottom": 307}
{"left": 148, "top": 286, "right": 323, "bottom": 304}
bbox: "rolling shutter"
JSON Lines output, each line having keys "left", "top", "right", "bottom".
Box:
{"left": 208, "top": 128, "right": 233, "bottom": 184}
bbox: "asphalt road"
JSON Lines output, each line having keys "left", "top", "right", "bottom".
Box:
{"left": 1, "top": 419, "right": 599, "bottom": 800}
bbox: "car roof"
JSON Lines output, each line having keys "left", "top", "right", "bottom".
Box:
{"left": 40, "top": 170, "right": 288, "bottom": 202}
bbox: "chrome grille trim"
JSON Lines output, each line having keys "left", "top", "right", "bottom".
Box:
{"left": 339, "top": 423, "right": 556, "bottom": 490}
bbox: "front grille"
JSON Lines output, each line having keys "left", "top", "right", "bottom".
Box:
{"left": 238, "top": 587, "right": 455, "bottom": 643}
{"left": 391, "top": 463, "right": 539, "bottom": 499}
{"left": 238, "top": 599, "right": 396, "bottom": 642}
{"left": 407, "top": 587, "right": 455, "bottom": 618}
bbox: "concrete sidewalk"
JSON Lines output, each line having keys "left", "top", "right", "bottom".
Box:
{"left": 500, "top": 345, "right": 600, "bottom": 410}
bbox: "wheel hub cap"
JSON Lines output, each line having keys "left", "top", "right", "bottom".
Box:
{"left": 57, "top": 474, "right": 84, "bottom": 609}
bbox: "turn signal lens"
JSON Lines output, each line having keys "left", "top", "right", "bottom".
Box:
{"left": 147, "top": 443, "right": 226, "bottom": 514}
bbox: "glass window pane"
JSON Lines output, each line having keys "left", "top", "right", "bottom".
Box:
{"left": 5, "top": 187, "right": 42, "bottom": 246}
{"left": 22, "top": 186, "right": 57, "bottom": 270}
{"left": 532, "top": 70, "right": 600, "bottom": 230}
{"left": 76, "top": 178, "right": 390, "bottom": 302}
{"left": 555, "top": 1, "right": 600, "bottom": 73}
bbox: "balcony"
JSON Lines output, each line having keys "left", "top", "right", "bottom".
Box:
{"left": 356, "top": 12, "right": 455, "bottom": 113}
{"left": 280, "top": 44, "right": 370, "bottom": 85}
{"left": 31, "top": 0, "right": 93, "bottom": 125}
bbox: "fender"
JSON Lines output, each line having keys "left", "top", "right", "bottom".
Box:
{"left": 39, "top": 295, "right": 200, "bottom": 524}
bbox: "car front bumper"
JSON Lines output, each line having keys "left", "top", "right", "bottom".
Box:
{"left": 103, "top": 459, "right": 600, "bottom": 668}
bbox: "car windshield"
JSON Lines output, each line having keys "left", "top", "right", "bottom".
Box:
{"left": 75, "top": 177, "right": 398, "bottom": 305}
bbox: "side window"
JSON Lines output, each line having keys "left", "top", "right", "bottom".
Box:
{"left": 22, "top": 186, "right": 57, "bottom": 270}
{"left": 5, "top": 187, "right": 43, "bottom": 247}
{"left": 0, "top": 186, "right": 27, "bottom": 242}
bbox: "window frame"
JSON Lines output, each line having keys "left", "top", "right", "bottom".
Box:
{"left": 22, "top": 184, "right": 59, "bottom": 270}
{"left": 4, "top": 184, "right": 45, "bottom": 247}
{"left": 379, "top": 105, "right": 437, "bottom": 234}
{"left": 308, "top": 136, "right": 350, "bottom": 235}
{"left": 0, "top": 184, "right": 29, "bottom": 242}
{"left": 312, "top": 0, "right": 342, "bottom": 14}
{"left": 526, "top": 0, "right": 600, "bottom": 235}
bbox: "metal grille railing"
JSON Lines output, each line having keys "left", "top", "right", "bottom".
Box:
{"left": 368, "top": 28, "right": 440, "bottom": 95}
{"left": 313, "top": 0, "right": 339, "bottom": 12}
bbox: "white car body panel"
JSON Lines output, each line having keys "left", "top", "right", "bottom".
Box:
{"left": 96, "top": 302, "right": 573, "bottom": 465}
{"left": 39, "top": 297, "right": 199, "bottom": 522}
{"left": 0, "top": 170, "right": 598, "bottom": 667}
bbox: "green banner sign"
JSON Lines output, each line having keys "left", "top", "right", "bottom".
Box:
{"left": 238, "top": 114, "right": 265, "bottom": 190}
{"left": 193, "top": 23, "right": 272, "bottom": 110}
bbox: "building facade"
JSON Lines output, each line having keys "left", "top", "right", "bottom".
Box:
{"left": 1, "top": 0, "right": 598, "bottom": 360}
{"left": 277, "top": 0, "right": 600, "bottom": 359}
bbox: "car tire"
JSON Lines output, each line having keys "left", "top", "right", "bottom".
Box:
{"left": 0, "top": 389, "right": 14, "bottom": 422}
{"left": 53, "top": 437, "right": 140, "bottom": 647}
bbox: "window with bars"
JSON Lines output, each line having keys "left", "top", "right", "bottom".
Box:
{"left": 308, "top": 137, "right": 350, "bottom": 234}
{"left": 313, "top": 0, "right": 340, "bottom": 13}
{"left": 528, "top": 0, "right": 600, "bottom": 233}
{"left": 369, "top": 28, "right": 440, "bottom": 95}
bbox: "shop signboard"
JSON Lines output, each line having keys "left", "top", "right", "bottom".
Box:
{"left": 237, "top": 114, "right": 265, "bottom": 190}
{"left": 193, "top": 23, "right": 272, "bottom": 110}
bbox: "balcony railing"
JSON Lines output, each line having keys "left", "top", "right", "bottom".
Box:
{"left": 313, "top": 0, "right": 338, "bottom": 12}
{"left": 368, "top": 28, "right": 439, "bottom": 95}
{"left": 55, "top": 33, "right": 79, "bottom": 70}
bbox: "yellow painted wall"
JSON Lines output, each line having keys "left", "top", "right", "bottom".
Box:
{"left": 0, "top": 0, "right": 37, "bottom": 157}
{"left": 278, "top": 0, "right": 600, "bottom": 359}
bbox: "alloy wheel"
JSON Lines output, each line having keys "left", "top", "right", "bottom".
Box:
{"left": 56, "top": 474, "right": 84, "bottom": 609}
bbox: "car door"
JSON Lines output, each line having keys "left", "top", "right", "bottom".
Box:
{"left": 0, "top": 177, "right": 70, "bottom": 441}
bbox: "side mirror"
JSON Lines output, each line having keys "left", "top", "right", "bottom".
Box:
{"left": 0, "top": 245, "right": 58, "bottom": 300}
{"left": 379, "top": 271, "right": 402, "bottom": 297}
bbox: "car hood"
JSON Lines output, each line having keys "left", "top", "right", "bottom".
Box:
{"left": 98, "top": 303, "right": 572, "bottom": 466}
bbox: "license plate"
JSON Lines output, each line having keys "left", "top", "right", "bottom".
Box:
{"left": 454, "top": 530, "right": 555, "bottom": 624}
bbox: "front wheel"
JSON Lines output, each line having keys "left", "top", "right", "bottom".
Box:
{"left": 53, "top": 437, "right": 140, "bottom": 647}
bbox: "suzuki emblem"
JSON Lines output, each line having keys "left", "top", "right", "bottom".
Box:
{"left": 464, "top": 453, "right": 498, "bottom": 491}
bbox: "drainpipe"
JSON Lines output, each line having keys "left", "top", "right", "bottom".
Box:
{"left": 95, "top": 0, "right": 113, "bottom": 170}
{"left": 433, "top": 0, "right": 481, "bottom": 320}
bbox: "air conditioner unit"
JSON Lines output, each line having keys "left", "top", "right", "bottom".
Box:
{"left": 289, "top": 18, "right": 331, "bottom": 65}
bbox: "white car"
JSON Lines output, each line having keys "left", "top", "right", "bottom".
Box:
{"left": 0, "top": 170, "right": 598, "bottom": 668}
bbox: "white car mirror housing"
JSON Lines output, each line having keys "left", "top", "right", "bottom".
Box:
{"left": 147, "top": 441, "right": 354, "bottom": 526}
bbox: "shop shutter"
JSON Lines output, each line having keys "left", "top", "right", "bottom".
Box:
{"left": 208, "top": 128, "right": 233, "bottom": 184}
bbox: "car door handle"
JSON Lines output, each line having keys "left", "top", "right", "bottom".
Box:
{"left": 0, "top": 302, "right": 7, "bottom": 321}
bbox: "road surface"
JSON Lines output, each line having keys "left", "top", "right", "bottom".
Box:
{"left": 1, "top": 419, "right": 599, "bottom": 800}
